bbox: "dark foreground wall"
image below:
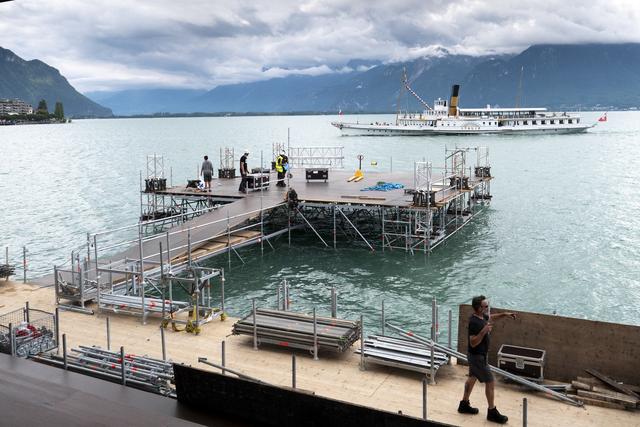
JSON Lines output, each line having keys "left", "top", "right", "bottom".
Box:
{"left": 457, "top": 304, "right": 640, "bottom": 384}
{"left": 174, "top": 364, "right": 451, "bottom": 427}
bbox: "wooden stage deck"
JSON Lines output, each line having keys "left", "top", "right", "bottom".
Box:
{"left": 158, "top": 169, "right": 490, "bottom": 208}
{"left": 40, "top": 169, "right": 490, "bottom": 289}
{"left": 2, "top": 281, "right": 636, "bottom": 427}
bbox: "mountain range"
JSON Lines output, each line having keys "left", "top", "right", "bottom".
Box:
{"left": 89, "top": 43, "right": 640, "bottom": 115}
{"left": 0, "top": 47, "right": 112, "bottom": 117}
{"left": 2, "top": 43, "right": 640, "bottom": 117}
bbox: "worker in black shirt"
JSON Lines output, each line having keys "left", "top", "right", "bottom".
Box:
{"left": 458, "top": 295, "right": 516, "bottom": 424}
{"left": 238, "top": 149, "right": 249, "bottom": 193}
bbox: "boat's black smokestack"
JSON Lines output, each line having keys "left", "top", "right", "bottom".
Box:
{"left": 448, "top": 84, "right": 460, "bottom": 116}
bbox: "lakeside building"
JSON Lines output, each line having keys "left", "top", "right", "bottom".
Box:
{"left": 0, "top": 98, "right": 34, "bottom": 115}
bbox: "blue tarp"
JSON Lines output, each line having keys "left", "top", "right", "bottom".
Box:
{"left": 361, "top": 182, "right": 404, "bottom": 192}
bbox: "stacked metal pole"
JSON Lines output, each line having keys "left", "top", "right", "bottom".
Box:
{"left": 384, "top": 322, "right": 582, "bottom": 406}
{"left": 33, "top": 345, "right": 175, "bottom": 396}
{"left": 232, "top": 308, "right": 361, "bottom": 354}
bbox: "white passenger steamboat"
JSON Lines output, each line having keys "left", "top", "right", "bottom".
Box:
{"left": 332, "top": 80, "right": 594, "bottom": 136}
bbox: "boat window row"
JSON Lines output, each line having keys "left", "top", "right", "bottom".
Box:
{"left": 504, "top": 118, "right": 579, "bottom": 126}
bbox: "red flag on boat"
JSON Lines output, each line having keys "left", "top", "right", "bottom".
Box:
{"left": 598, "top": 113, "right": 607, "bottom": 122}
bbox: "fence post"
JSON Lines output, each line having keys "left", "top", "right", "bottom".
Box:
{"left": 430, "top": 297, "right": 436, "bottom": 383}
{"left": 292, "top": 354, "right": 296, "bottom": 388}
{"left": 106, "top": 317, "right": 111, "bottom": 350}
{"left": 523, "top": 397, "right": 528, "bottom": 427}
{"left": 359, "top": 314, "right": 365, "bottom": 371}
{"left": 422, "top": 377, "right": 428, "bottom": 420}
{"left": 9, "top": 323, "right": 15, "bottom": 357}
{"left": 313, "top": 307, "right": 318, "bottom": 361}
{"left": 55, "top": 307, "right": 60, "bottom": 354}
{"left": 221, "top": 341, "right": 226, "bottom": 375}
{"left": 381, "top": 300, "right": 385, "bottom": 335}
{"left": 62, "top": 333, "right": 67, "bottom": 369}
{"left": 25, "top": 301, "right": 30, "bottom": 323}
{"left": 22, "top": 246, "right": 27, "bottom": 283}
{"left": 160, "top": 325, "right": 166, "bottom": 361}
{"left": 120, "top": 346, "right": 126, "bottom": 385}
{"left": 252, "top": 299, "right": 258, "bottom": 350}
{"left": 277, "top": 285, "right": 281, "bottom": 310}
{"left": 221, "top": 269, "right": 225, "bottom": 316}
{"left": 330, "top": 287, "right": 337, "bottom": 318}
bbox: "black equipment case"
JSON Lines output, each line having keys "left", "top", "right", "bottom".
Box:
{"left": 305, "top": 168, "right": 329, "bottom": 182}
{"left": 497, "top": 344, "right": 546, "bottom": 382}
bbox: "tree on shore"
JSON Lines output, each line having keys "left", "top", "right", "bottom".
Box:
{"left": 37, "top": 99, "right": 48, "bottom": 115}
{"left": 54, "top": 102, "right": 64, "bottom": 120}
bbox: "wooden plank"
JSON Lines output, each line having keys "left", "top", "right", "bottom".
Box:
{"left": 340, "top": 195, "right": 386, "bottom": 201}
{"left": 577, "top": 396, "right": 628, "bottom": 410}
{"left": 210, "top": 236, "right": 245, "bottom": 245}
{"left": 232, "top": 231, "right": 261, "bottom": 238}
{"left": 591, "top": 386, "right": 640, "bottom": 404}
{"left": 625, "top": 384, "right": 640, "bottom": 393}
{"left": 586, "top": 369, "right": 640, "bottom": 400}
{"left": 577, "top": 390, "right": 637, "bottom": 407}
{"left": 571, "top": 380, "right": 592, "bottom": 391}
{"left": 200, "top": 242, "right": 228, "bottom": 251}
{"left": 576, "top": 376, "right": 606, "bottom": 387}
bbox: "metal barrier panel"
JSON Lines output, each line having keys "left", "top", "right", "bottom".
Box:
{"left": 173, "top": 364, "right": 449, "bottom": 427}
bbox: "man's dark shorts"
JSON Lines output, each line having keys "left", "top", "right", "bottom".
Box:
{"left": 203, "top": 172, "right": 212, "bottom": 182}
{"left": 468, "top": 353, "right": 494, "bottom": 383}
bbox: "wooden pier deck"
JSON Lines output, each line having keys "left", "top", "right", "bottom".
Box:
{"left": 1, "top": 281, "right": 636, "bottom": 427}
{"left": 41, "top": 168, "right": 490, "bottom": 290}
{"left": 157, "top": 169, "right": 489, "bottom": 208}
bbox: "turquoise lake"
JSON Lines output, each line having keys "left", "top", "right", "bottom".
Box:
{"left": 1, "top": 112, "right": 639, "bottom": 334}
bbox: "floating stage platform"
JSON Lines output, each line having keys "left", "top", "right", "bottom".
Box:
{"left": 53, "top": 146, "right": 492, "bottom": 322}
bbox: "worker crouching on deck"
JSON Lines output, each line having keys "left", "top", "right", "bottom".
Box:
{"left": 275, "top": 150, "right": 289, "bottom": 187}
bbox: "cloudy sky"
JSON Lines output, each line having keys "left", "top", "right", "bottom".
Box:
{"left": 2, "top": 0, "right": 639, "bottom": 93}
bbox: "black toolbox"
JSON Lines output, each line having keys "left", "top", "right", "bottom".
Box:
{"left": 247, "top": 173, "right": 270, "bottom": 190}
{"left": 497, "top": 344, "right": 546, "bottom": 382}
{"left": 305, "top": 168, "right": 329, "bottom": 182}
{"left": 218, "top": 168, "right": 236, "bottom": 179}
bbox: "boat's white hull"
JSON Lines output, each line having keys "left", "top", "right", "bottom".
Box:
{"left": 331, "top": 121, "right": 593, "bottom": 136}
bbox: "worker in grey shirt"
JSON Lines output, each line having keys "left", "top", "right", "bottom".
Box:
{"left": 201, "top": 155, "right": 214, "bottom": 191}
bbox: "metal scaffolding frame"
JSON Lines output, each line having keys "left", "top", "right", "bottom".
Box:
{"left": 219, "top": 147, "right": 235, "bottom": 170}
{"left": 54, "top": 146, "right": 492, "bottom": 324}
{"left": 54, "top": 201, "right": 290, "bottom": 322}
{"left": 288, "top": 146, "right": 344, "bottom": 169}
{"left": 288, "top": 146, "right": 492, "bottom": 254}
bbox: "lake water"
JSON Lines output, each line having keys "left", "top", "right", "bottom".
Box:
{"left": 1, "top": 113, "right": 639, "bottom": 334}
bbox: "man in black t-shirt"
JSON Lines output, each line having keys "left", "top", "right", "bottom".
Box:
{"left": 458, "top": 295, "right": 516, "bottom": 424}
{"left": 238, "top": 149, "right": 249, "bottom": 193}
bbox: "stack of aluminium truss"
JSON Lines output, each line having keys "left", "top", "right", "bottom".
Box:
{"left": 232, "top": 308, "right": 361, "bottom": 353}
{"left": 33, "top": 345, "right": 175, "bottom": 397}
{"left": 356, "top": 335, "right": 448, "bottom": 379}
{"left": 98, "top": 294, "right": 189, "bottom": 316}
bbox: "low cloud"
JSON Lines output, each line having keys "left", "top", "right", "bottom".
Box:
{"left": 1, "top": 0, "right": 639, "bottom": 92}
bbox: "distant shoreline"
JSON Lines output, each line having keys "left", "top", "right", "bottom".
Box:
{"left": 85, "top": 107, "right": 634, "bottom": 120}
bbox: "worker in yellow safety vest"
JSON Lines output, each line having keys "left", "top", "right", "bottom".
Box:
{"left": 275, "top": 151, "right": 289, "bottom": 187}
